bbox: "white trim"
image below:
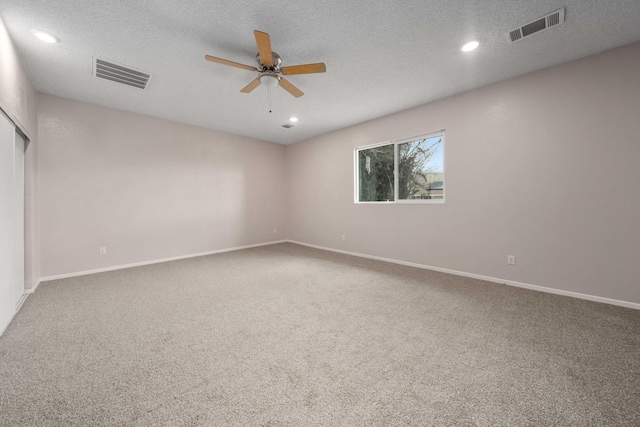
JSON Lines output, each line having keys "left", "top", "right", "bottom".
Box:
{"left": 286, "top": 240, "right": 640, "bottom": 311}
{"left": 15, "top": 293, "right": 27, "bottom": 311}
{"left": 393, "top": 199, "right": 445, "bottom": 204}
{"left": 26, "top": 280, "right": 40, "bottom": 294}
{"left": 31, "top": 238, "right": 640, "bottom": 311}
{"left": 0, "top": 293, "right": 29, "bottom": 337}
{"left": 0, "top": 320, "right": 9, "bottom": 337}
{"left": 355, "top": 128, "right": 447, "bottom": 151}
{"left": 394, "top": 142, "right": 399, "bottom": 199}
{"left": 38, "top": 240, "right": 287, "bottom": 283}
{"left": 0, "top": 104, "right": 34, "bottom": 143}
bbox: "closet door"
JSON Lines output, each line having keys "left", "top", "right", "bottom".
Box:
{"left": 14, "top": 130, "right": 25, "bottom": 308}
{"left": 0, "top": 110, "right": 15, "bottom": 335}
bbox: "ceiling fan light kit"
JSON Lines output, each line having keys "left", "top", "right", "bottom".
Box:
{"left": 205, "top": 30, "right": 326, "bottom": 98}
{"left": 260, "top": 73, "right": 279, "bottom": 88}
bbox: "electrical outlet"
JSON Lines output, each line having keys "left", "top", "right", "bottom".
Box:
{"left": 341, "top": 235, "right": 346, "bottom": 241}
{"left": 99, "top": 247, "right": 107, "bottom": 255}
{"left": 273, "top": 228, "right": 277, "bottom": 234}
{"left": 507, "top": 255, "right": 515, "bottom": 265}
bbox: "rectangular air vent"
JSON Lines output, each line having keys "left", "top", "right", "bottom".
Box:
{"left": 508, "top": 8, "right": 565, "bottom": 42}
{"left": 93, "top": 58, "right": 151, "bottom": 89}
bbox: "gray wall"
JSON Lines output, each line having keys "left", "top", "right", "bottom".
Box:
{"left": 0, "top": 17, "right": 39, "bottom": 290}
{"left": 33, "top": 40, "right": 640, "bottom": 306}
{"left": 286, "top": 42, "right": 640, "bottom": 305}
{"left": 38, "top": 94, "right": 286, "bottom": 277}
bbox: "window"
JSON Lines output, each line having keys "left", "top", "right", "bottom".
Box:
{"left": 356, "top": 132, "right": 444, "bottom": 203}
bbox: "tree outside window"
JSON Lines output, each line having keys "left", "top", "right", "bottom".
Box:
{"left": 356, "top": 133, "right": 444, "bottom": 203}
{"left": 398, "top": 136, "right": 443, "bottom": 200}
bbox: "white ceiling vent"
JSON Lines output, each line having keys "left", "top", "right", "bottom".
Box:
{"left": 508, "top": 8, "right": 565, "bottom": 42}
{"left": 92, "top": 58, "right": 151, "bottom": 89}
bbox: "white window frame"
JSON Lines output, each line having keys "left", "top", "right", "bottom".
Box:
{"left": 354, "top": 131, "right": 445, "bottom": 204}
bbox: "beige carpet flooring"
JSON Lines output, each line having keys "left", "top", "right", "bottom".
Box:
{"left": 1, "top": 242, "right": 639, "bottom": 426}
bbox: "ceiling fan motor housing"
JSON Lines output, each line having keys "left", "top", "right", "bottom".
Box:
{"left": 257, "top": 52, "right": 282, "bottom": 72}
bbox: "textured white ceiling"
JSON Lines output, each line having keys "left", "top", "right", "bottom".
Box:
{"left": 2, "top": 0, "right": 640, "bottom": 145}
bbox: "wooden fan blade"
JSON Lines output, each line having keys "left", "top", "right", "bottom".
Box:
{"left": 240, "top": 78, "right": 261, "bottom": 93}
{"left": 278, "top": 78, "right": 304, "bottom": 98}
{"left": 254, "top": 30, "right": 273, "bottom": 66}
{"left": 205, "top": 55, "right": 257, "bottom": 72}
{"left": 281, "top": 63, "right": 327, "bottom": 75}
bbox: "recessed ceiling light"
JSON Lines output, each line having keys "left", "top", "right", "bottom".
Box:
{"left": 461, "top": 41, "right": 479, "bottom": 52}
{"left": 289, "top": 117, "right": 299, "bottom": 123}
{"left": 30, "top": 29, "right": 59, "bottom": 44}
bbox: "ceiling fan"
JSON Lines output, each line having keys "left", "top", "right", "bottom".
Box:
{"left": 205, "top": 30, "right": 326, "bottom": 98}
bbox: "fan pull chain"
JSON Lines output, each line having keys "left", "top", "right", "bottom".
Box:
{"left": 268, "top": 86, "right": 272, "bottom": 113}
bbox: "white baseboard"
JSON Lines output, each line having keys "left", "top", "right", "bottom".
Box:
{"left": 37, "top": 240, "right": 287, "bottom": 284}
{"left": 0, "top": 293, "right": 30, "bottom": 337}
{"left": 286, "top": 240, "right": 640, "bottom": 311}
{"left": 15, "top": 293, "right": 28, "bottom": 311}
{"left": 30, "top": 239, "right": 639, "bottom": 311}
{"left": 26, "top": 281, "right": 40, "bottom": 294}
